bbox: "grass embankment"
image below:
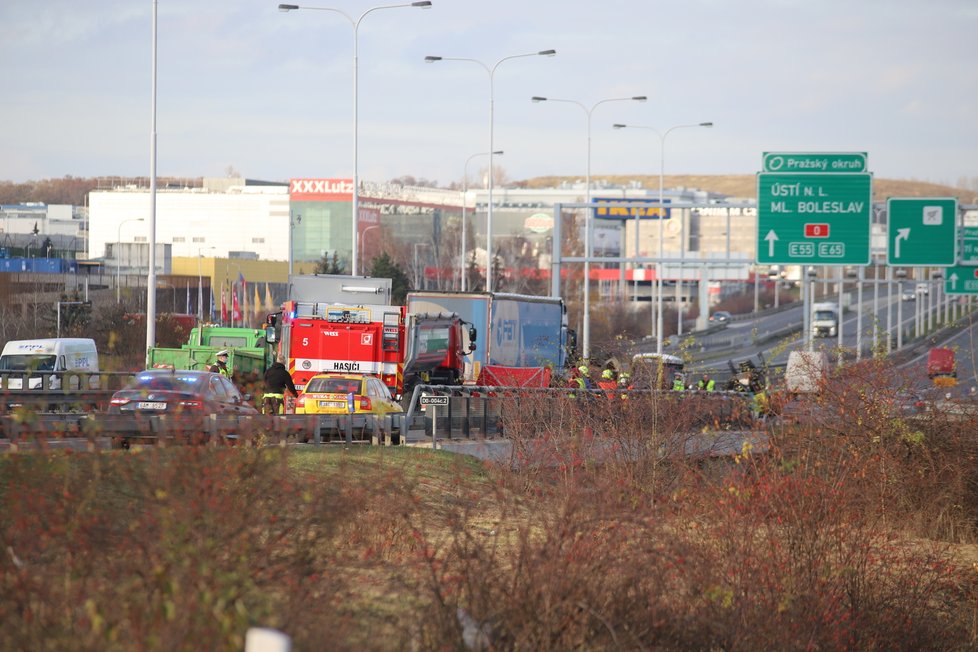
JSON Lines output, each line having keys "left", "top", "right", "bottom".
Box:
{"left": 4, "top": 364, "right": 978, "bottom": 650}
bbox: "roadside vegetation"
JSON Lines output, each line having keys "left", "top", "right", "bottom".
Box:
{"left": 3, "top": 358, "right": 978, "bottom": 650}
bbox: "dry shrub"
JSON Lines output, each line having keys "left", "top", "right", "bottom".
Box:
{"left": 408, "top": 447, "right": 971, "bottom": 650}
{"left": 6, "top": 357, "right": 978, "bottom": 650}
{"left": 0, "top": 447, "right": 437, "bottom": 651}
{"left": 407, "top": 370, "right": 977, "bottom": 650}
{"left": 776, "top": 357, "right": 978, "bottom": 543}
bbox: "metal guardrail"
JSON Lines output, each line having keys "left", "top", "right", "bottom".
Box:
{"left": 0, "top": 378, "right": 767, "bottom": 450}
{"left": 0, "top": 371, "right": 137, "bottom": 413}
{"left": 403, "top": 383, "right": 765, "bottom": 443}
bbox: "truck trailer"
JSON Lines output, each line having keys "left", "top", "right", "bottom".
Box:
{"left": 406, "top": 291, "right": 576, "bottom": 386}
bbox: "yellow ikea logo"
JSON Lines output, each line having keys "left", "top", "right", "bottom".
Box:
{"left": 592, "top": 198, "right": 669, "bottom": 219}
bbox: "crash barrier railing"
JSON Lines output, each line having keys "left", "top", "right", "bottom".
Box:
{"left": 0, "top": 410, "right": 409, "bottom": 448}
{"left": 404, "top": 384, "right": 767, "bottom": 444}
{"left": 0, "top": 371, "right": 137, "bottom": 413}
{"left": 0, "top": 413, "right": 321, "bottom": 449}
{"left": 0, "top": 381, "right": 766, "bottom": 450}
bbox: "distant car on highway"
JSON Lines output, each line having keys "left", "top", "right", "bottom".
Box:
{"left": 901, "top": 290, "right": 916, "bottom": 301}
{"left": 295, "top": 372, "right": 403, "bottom": 416}
{"left": 709, "top": 310, "right": 732, "bottom": 324}
{"left": 108, "top": 369, "right": 257, "bottom": 415}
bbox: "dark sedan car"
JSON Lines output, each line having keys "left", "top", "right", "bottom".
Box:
{"left": 108, "top": 369, "right": 257, "bottom": 415}
{"left": 709, "top": 310, "right": 732, "bottom": 324}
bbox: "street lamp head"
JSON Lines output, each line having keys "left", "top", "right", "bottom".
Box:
{"left": 493, "top": 150, "right": 504, "bottom": 155}
{"left": 424, "top": 55, "right": 442, "bottom": 63}
{"left": 278, "top": 4, "right": 299, "bottom": 11}
{"left": 612, "top": 123, "right": 628, "bottom": 129}
{"left": 531, "top": 96, "right": 547, "bottom": 103}
{"left": 700, "top": 122, "right": 714, "bottom": 127}
{"left": 632, "top": 96, "right": 647, "bottom": 101}
{"left": 411, "top": 1, "right": 432, "bottom": 6}
{"left": 538, "top": 49, "right": 556, "bottom": 56}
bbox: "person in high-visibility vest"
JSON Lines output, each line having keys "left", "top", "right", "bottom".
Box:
{"left": 697, "top": 374, "right": 716, "bottom": 392}
{"left": 598, "top": 366, "right": 618, "bottom": 394}
{"left": 671, "top": 372, "right": 686, "bottom": 391}
{"left": 617, "top": 372, "right": 632, "bottom": 400}
{"left": 209, "top": 350, "right": 232, "bottom": 379}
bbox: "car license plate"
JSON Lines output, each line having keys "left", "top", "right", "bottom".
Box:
{"left": 137, "top": 401, "right": 167, "bottom": 410}
{"left": 319, "top": 400, "right": 346, "bottom": 409}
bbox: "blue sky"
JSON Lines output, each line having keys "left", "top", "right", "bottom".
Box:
{"left": 2, "top": 0, "right": 976, "bottom": 188}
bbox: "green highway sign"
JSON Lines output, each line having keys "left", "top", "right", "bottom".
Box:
{"left": 762, "top": 151, "right": 867, "bottom": 174}
{"left": 960, "top": 226, "right": 978, "bottom": 265}
{"left": 756, "top": 172, "right": 872, "bottom": 265}
{"left": 945, "top": 265, "right": 978, "bottom": 295}
{"left": 886, "top": 197, "right": 957, "bottom": 266}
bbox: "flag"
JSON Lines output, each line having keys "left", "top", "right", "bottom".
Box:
{"left": 238, "top": 271, "right": 246, "bottom": 293}
{"left": 253, "top": 284, "right": 261, "bottom": 318}
{"left": 232, "top": 285, "right": 242, "bottom": 322}
{"left": 221, "top": 281, "right": 228, "bottom": 323}
{"left": 185, "top": 282, "right": 191, "bottom": 315}
{"left": 264, "top": 282, "right": 275, "bottom": 312}
{"left": 210, "top": 285, "right": 216, "bottom": 321}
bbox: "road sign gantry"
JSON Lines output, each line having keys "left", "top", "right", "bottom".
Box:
{"left": 756, "top": 154, "right": 872, "bottom": 266}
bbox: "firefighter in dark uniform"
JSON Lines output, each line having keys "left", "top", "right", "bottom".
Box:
{"left": 263, "top": 359, "right": 298, "bottom": 415}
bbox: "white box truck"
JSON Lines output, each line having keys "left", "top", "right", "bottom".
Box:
{"left": 811, "top": 302, "right": 839, "bottom": 338}
{"left": 0, "top": 338, "right": 99, "bottom": 389}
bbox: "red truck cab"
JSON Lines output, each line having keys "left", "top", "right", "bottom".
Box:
{"left": 927, "top": 347, "right": 956, "bottom": 386}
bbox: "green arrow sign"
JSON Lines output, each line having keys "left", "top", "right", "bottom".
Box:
{"left": 945, "top": 265, "right": 978, "bottom": 294}
{"left": 886, "top": 197, "right": 957, "bottom": 266}
{"left": 756, "top": 172, "right": 872, "bottom": 265}
{"left": 762, "top": 152, "right": 867, "bottom": 173}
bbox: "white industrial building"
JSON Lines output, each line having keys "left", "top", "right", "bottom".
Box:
{"left": 88, "top": 180, "right": 290, "bottom": 264}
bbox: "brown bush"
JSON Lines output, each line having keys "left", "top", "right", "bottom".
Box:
{"left": 5, "top": 358, "right": 978, "bottom": 649}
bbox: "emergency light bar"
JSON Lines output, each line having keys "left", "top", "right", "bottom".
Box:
{"left": 341, "top": 286, "right": 384, "bottom": 294}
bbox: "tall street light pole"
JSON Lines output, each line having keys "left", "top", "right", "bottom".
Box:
{"left": 461, "top": 150, "right": 503, "bottom": 292}
{"left": 146, "top": 0, "right": 159, "bottom": 357}
{"left": 425, "top": 49, "right": 556, "bottom": 291}
{"left": 359, "top": 223, "right": 381, "bottom": 270}
{"left": 116, "top": 218, "right": 144, "bottom": 303}
{"left": 531, "top": 95, "right": 647, "bottom": 361}
{"left": 279, "top": 1, "right": 432, "bottom": 277}
{"left": 613, "top": 121, "right": 713, "bottom": 354}
{"left": 197, "top": 246, "right": 216, "bottom": 322}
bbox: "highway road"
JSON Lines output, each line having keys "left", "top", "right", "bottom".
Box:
{"left": 680, "top": 288, "right": 978, "bottom": 392}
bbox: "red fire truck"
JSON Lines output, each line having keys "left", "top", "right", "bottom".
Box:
{"left": 270, "top": 299, "right": 475, "bottom": 399}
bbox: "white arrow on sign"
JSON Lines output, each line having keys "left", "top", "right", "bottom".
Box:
{"left": 764, "top": 230, "right": 779, "bottom": 257}
{"left": 949, "top": 272, "right": 959, "bottom": 290}
{"left": 894, "top": 227, "right": 910, "bottom": 258}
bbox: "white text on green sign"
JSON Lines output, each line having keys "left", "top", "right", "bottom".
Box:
{"left": 756, "top": 173, "right": 872, "bottom": 265}
{"left": 960, "top": 226, "right": 978, "bottom": 265}
{"left": 886, "top": 197, "right": 957, "bottom": 266}
{"left": 945, "top": 265, "right": 978, "bottom": 294}
{"left": 762, "top": 152, "right": 867, "bottom": 174}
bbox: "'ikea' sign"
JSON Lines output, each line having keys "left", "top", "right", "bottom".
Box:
{"left": 592, "top": 197, "right": 671, "bottom": 220}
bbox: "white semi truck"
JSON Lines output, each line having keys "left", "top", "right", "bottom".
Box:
{"left": 811, "top": 302, "right": 839, "bottom": 338}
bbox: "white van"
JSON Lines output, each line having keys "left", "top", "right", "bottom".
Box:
{"left": 0, "top": 338, "right": 99, "bottom": 389}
